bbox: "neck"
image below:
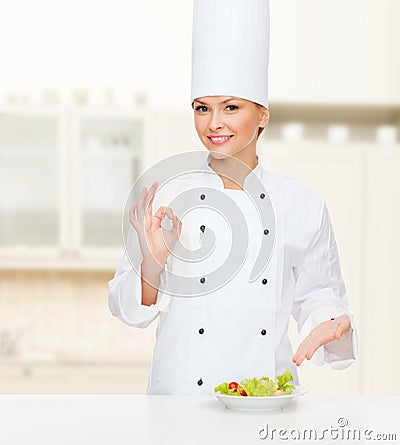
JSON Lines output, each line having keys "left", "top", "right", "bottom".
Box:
{"left": 208, "top": 153, "right": 259, "bottom": 189}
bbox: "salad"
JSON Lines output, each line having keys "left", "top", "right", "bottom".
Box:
{"left": 214, "top": 368, "right": 295, "bottom": 397}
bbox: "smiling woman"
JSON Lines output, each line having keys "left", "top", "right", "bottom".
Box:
{"left": 108, "top": 0, "right": 358, "bottom": 396}
{"left": 192, "top": 96, "right": 269, "bottom": 167}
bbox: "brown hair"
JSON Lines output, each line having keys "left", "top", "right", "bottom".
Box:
{"left": 255, "top": 103, "right": 268, "bottom": 139}
{"left": 257, "top": 126, "right": 265, "bottom": 139}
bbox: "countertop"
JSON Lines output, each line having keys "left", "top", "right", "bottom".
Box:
{"left": 0, "top": 357, "right": 150, "bottom": 366}
{"left": 0, "top": 395, "right": 399, "bottom": 445}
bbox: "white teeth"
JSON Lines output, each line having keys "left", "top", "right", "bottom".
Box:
{"left": 210, "top": 136, "right": 230, "bottom": 141}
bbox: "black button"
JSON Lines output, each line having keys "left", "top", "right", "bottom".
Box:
{"left": 197, "top": 379, "right": 203, "bottom": 386}
{"left": 262, "top": 278, "right": 268, "bottom": 285}
{"left": 200, "top": 194, "right": 206, "bottom": 200}
{"left": 261, "top": 329, "right": 267, "bottom": 336}
{"left": 264, "top": 228, "right": 269, "bottom": 235}
{"left": 260, "top": 193, "right": 265, "bottom": 199}
{"left": 199, "top": 328, "right": 204, "bottom": 334}
{"left": 200, "top": 277, "right": 206, "bottom": 284}
{"left": 200, "top": 225, "right": 205, "bottom": 233}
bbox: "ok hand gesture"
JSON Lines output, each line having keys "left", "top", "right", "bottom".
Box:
{"left": 129, "top": 181, "right": 183, "bottom": 269}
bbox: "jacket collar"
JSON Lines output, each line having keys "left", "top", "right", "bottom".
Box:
{"left": 200, "top": 152, "right": 264, "bottom": 190}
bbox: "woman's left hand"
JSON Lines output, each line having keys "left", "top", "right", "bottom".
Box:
{"left": 292, "top": 315, "right": 351, "bottom": 366}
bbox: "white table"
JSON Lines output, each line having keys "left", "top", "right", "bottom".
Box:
{"left": 0, "top": 395, "right": 399, "bottom": 445}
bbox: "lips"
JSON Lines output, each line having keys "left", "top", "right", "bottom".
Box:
{"left": 207, "top": 135, "right": 233, "bottom": 145}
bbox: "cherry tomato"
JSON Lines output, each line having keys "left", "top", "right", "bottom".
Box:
{"left": 240, "top": 389, "right": 247, "bottom": 396}
{"left": 228, "top": 382, "right": 239, "bottom": 392}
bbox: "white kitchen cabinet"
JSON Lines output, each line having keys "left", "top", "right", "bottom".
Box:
{"left": 0, "top": 106, "right": 146, "bottom": 269}
{"left": 70, "top": 109, "right": 144, "bottom": 250}
{"left": 0, "top": 109, "right": 65, "bottom": 248}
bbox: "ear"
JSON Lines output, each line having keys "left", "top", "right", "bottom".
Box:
{"left": 259, "top": 106, "right": 270, "bottom": 128}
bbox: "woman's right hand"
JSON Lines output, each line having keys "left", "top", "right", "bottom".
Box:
{"left": 129, "top": 181, "right": 183, "bottom": 269}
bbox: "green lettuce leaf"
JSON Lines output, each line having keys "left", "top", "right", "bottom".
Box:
{"left": 214, "top": 368, "right": 295, "bottom": 397}
{"left": 214, "top": 382, "right": 241, "bottom": 396}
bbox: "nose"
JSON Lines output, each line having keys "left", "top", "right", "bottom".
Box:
{"left": 208, "top": 111, "right": 223, "bottom": 132}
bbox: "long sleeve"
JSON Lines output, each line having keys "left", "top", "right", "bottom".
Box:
{"left": 108, "top": 226, "right": 171, "bottom": 329}
{"left": 291, "top": 201, "right": 358, "bottom": 369}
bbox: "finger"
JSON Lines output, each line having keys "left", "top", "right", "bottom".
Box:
{"left": 145, "top": 182, "right": 158, "bottom": 217}
{"left": 154, "top": 206, "right": 166, "bottom": 221}
{"left": 293, "top": 351, "right": 306, "bottom": 366}
{"left": 165, "top": 207, "right": 173, "bottom": 219}
{"left": 171, "top": 215, "right": 179, "bottom": 227}
{"left": 137, "top": 187, "right": 148, "bottom": 222}
{"left": 292, "top": 342, "right": 304, "bottom": 363}
{"left": 297, "top": 355, "right": 306, "bottom": 366}
{"left": 295, "top": 330, "right": 323, "bottom": 365}
{"left": 143, "top": 208, "right": 152, "bottom": 233}
{"left": 144, "top": 183, "right": 158, "bottom": 232}
{"left": 171, "top": 216, "right": 182, "bottom": 237}
{"left": 130, "top": 201, "right": 138, "bottom": 211}
{"left": 305, "top": 344, "right": 319, "bottom": 360}
{"left": 146, "top": 182, "right": 158, "bottom": 213}
{"left": 294, "top": 334, "right": 312, "bottom": 356}
{"left": 153, "top": 206, "right": 167, "bottom": 231}
{"left": 292, "top": 341, "right": 308, "bottom": 366}
{"left": 130, "top": 201, "right": 138, "bottom": 218}
{"left": 129, "top": 202, "right": 139, "bottom": 229}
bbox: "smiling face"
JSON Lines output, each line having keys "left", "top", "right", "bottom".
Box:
{"left": 192, "top": 96, "right": 269, "bottom": 165}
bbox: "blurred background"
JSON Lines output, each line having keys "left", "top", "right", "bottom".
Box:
{"left": 0, "top": 0, "right": 399, "bottom": 396}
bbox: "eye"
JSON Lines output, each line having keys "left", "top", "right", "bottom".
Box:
{"left": 226, "top": 105, "right": 238, "bottom": 111}
{"left": 195, "top": 105, "right": 208, "bottom": 112}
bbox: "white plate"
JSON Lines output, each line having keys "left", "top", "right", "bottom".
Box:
{"left": 214, "top": 386, "right": 308, "bottom": 412}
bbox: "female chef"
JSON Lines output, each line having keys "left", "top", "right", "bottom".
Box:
{"left": 108, "top": 0, "right": 357, "bottom": 395}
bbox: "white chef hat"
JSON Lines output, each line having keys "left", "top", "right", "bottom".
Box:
{"left": 191, "top": 0, "right": 270, "bottom": 109}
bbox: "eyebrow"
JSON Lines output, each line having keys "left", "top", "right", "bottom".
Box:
{"left": 194, "top": 97, "right": 238, "bottom": 105}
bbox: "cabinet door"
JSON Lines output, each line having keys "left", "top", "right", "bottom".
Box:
{"left": 71, "top": 110, "right": 144, "bottom": 249}
{"left": 0, "top": 110, "right": 62, "bottom": 248}
{"left": 260, "top": 142, "right": 364, "bottom": 395}
{"left": 363, "top": 147, "right": 400, "bottom": 394}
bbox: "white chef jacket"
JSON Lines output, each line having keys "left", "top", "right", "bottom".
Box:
{"left": 108, "top": 156, "right": 358, "bottom": 395}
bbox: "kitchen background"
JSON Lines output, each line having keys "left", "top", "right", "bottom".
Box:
{"left": 0, "top": 0, "right": 399, "bottom": 396}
